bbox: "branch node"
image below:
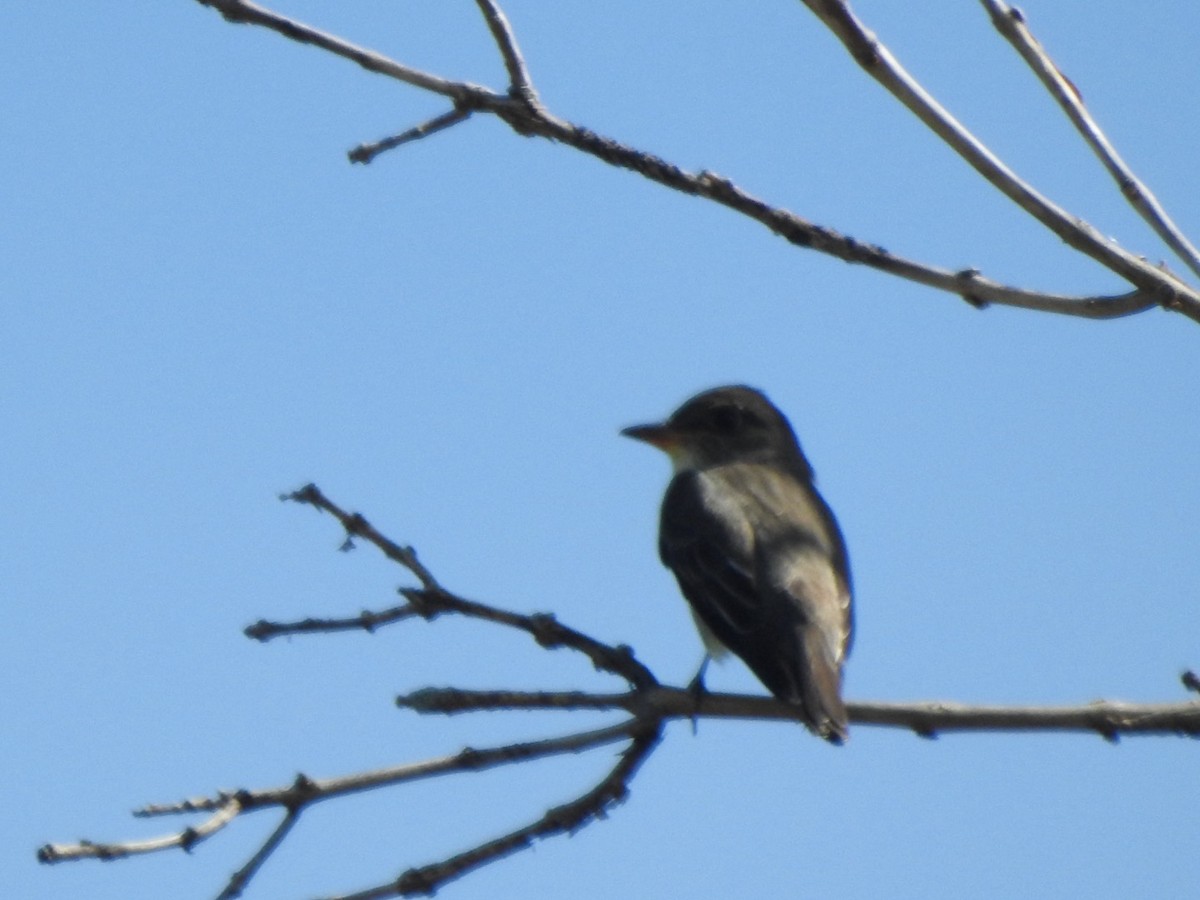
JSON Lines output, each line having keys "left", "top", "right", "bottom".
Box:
{"left": 243, "top": 619, "right": 272, "bottom": 642}
{"left": 282, "top": 482, "right": 321, "bottom": 507}
{"left": 396, "top": 866, "right": 438, "bottom": 897}
{"left": 955, "top": 268, "right": 989, "bottom": 309}
{"left": 528, "top": 612, "right": 560, "bottom": 648}
{"left": 291, "top": 773, "right": 317, "bottom": 800}
{"left": 397, "top": 687, "right": 441, "bottom": 712}
{"left": 455, "top": 746, "right": 485, "bottom": 770}
{"left": 344, "top": 512, "right": 370, "bottom": 539}
{"left": 401, "top": 587, "right": 442, "bottom": 621}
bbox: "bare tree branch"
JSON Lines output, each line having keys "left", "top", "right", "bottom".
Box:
{"left": 398, "top": 686, "right": 1200, "bottom": 740}
{"left": 40, "top": 718, "right": 654, "bottom": 898}
{"left": 329, "top": 722, "right": 662, "bottom": 900}
{"left": 40, "top": 484, "right": 1200, "bottom": 896}
{"left": 797, "top": 0, "right": 1200, "bottom": 321}
{"left": 188, "top": 0, "right": 1200, "bottom": 322}
{"left": 280, "top": 484, "right": 659, "bottom": 689}
{"left": 981, "top": 0, "right": 1200, "bottom": 279}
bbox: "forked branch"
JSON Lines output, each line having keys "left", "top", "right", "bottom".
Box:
{"left": 39, "top": 484, "right": 1200, "bottom": 898}
{"left": 190, "top": 0, "right": 1200, "bottom": 323}
{"left": 981, "top": 0, "right": 1200, "bottom": 279}
{"left": 798, "top": 0, "right": 1198, "bottom": 318}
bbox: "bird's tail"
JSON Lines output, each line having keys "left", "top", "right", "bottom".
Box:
{"left": 798, "top": 625, "right": 849, "bottom": 744}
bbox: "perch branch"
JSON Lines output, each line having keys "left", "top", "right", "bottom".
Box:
{"left": 40, "top": 484, "right": 1200, "bottom": 898}
{"left": 398, "top": 686, "right": 1200, "bottom": 740}
{"left": 38, "top": 794, "right": 243, "bottom": 863}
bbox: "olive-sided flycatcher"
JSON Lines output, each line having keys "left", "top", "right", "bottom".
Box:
{"left": 622, "top": 385, "right": 853, "bottom": 743}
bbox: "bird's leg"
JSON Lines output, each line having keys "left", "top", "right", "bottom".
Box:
{"left": 688, "top": 654, "right": 711, "bottom": 695}
{"left": 687, "top": 654, "right": 711, "bottom": 735}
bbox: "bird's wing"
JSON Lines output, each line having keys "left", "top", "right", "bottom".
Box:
{"left": 658, "top": 470, "right": 763, "bottom": 645}
{"left": 659, "top": 467, "right": 851, "bottom": 741}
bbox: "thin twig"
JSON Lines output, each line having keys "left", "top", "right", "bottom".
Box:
{"left": 38, "top": 795, "right": 243, "bottom": 863}
{"left": 473, "top": 0, "right": 539, "bottom": 104}
{"left": 194, "top": 0, "right": 470, "bottom": 100}
{"left": 246, "top": 603, "right": 421, "bottom": 641}
{"left": 981, "top": 0, "right": 1200, "bottom": 279}
{"left": 216, "top": 809, "right": 300, "bottom": 900}
{"left": 349, "top": 105, "right": 473, "bottom": 164}
{"left": 282, "top": 483, "right": 440, "bottom": 589}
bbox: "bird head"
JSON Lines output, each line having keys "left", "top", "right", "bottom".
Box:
{"left": 621, "top": 385, "right": 812, "bottom": 477}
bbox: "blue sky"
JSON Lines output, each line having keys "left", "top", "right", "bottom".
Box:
{"left": 4, "top": 2, "right": 1198, "bottom": 898}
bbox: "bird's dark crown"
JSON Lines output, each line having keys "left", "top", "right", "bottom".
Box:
{"left": 666, "top": 385, "right": 813, "bottom": 476}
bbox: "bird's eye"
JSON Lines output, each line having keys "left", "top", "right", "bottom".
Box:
{"left": 711, "top": 405, "right": 742, "bottom": 433}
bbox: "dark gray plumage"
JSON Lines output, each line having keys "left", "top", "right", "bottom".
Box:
{"left": 622, "top": 385, "right": 853, "bottom": 743}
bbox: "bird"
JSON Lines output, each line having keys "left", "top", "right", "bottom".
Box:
{"left": 621, "top": 385, "right": 853, "bottom": 743}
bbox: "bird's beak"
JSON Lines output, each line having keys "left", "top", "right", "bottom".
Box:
{"left": 620, "top": 422, "right": 678, "bottom": 451}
